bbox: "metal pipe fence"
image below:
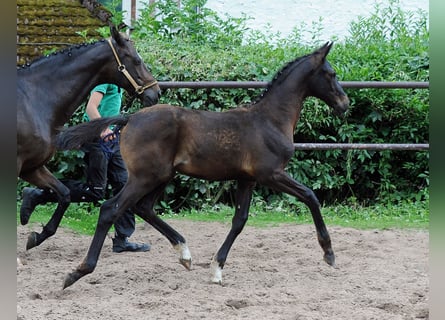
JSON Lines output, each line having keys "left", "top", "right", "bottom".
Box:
{"left": 293, "top": 143, "right": 429, "bottom": 151}
{"left": 158, "top": 81, "right": 429, "bottom": 89}
{"left": 157, "top": 81, "right": 429, "bottom": 151}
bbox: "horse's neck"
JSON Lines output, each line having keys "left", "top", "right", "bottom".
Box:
{"left": 30, "top": 42, "right": 111, "bottom": 127}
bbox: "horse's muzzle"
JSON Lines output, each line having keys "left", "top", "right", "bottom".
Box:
{"left": 141, "top": 88, "right": 161, "bottom": 107}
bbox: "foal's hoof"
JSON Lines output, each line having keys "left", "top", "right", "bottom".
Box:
{"left": 179, "top": 258, "right": 192, "bottom": 271}
{"left": 210, "top": 260, "right": 223, "bottom": 285}
{"left": 211, "top": 278, "right": 223, "bottom": 285}
{"left": 63, "top": 272, "right": 81, "bottom": 289}
{"left": 26, "top": 232, "right": 39, "bottom": 250}
{"left": 211, "top": 274, "right": 223, "bottom": 286}
{"left": 175, "top": 243, "right": 192, "bottom": 270}
{"left": 323, "top": 252, "right": 336, "bottom": 267}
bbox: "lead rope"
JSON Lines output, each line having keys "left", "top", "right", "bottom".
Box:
{"left": 107, "top": 38, "right": 158, "bottom": 95}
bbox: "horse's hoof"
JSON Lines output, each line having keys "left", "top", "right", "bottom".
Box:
{"left": 20, "top": 211, "right": 31, "bottom": 226}
{"left": 179, "top": 258, "right": 192, "bottom": 271}
{"left": 324, "top": 252, "right": 336, "bottom": 267}
{"left": 17, "top": 257, "right": 24, "bottom": 268}
{"left": 26, "top": 232, "right": 39, "bottom": 250}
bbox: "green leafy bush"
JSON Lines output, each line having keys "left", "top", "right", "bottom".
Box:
{"left": 38, "top": 0, "right": 428, "bottom": 209}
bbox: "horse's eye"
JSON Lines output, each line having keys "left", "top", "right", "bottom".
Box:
{"left": 135, "top": 53, "right": 143, "bottom": 66}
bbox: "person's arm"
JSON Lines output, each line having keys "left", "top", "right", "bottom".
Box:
{"left": 85, "top": 91, "right": 115, "bottom": 141}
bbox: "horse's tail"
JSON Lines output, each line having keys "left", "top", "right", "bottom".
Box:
{"left": 56, "top": 115, "right": 130, "bottom": 150}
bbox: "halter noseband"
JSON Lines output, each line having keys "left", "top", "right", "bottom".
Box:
{"left": 107, "top": 38, "right": 158, "bottom": 95}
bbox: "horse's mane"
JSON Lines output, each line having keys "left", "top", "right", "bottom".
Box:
{"left": 17, "top": 40, "right": 106, "bottom": 70}
{"left": 79, "top": 0, "right": 113, "bottom": 25}
{"left": 247, "top": 53, "right": 311, "bottom": 106}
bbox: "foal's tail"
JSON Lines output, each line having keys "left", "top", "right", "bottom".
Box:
{"left": 56, "top": 115, "right": 130, "bottom": 150}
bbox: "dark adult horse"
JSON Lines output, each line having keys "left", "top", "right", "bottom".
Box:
{"left": 57, "top": 42, "right": 349, "bottom": 289}
{"left": 17, "top": 26, "right": 161, "bottom": 250}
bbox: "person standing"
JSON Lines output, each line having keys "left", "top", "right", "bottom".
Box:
{"left": 20, "top": 83, "right": 150, "bottom": 253}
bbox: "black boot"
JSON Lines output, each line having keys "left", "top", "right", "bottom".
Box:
{"left": 20, "top": 187, "right": 56, "bottom": 225}
{"left": 61, "top": 179, "right": 103, "bottom": 203}
{"left": 20, "top": 182, "right": 99, "bottom": 226}
{"left": 112, "top": 235, "right": 151, "bottom": 253}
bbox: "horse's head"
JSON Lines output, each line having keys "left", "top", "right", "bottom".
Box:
{"left": 307, "top": 42, "right": 349, "bottom": 116}
{"left": 109, "top": 26, "right": 161, "bottom": 107}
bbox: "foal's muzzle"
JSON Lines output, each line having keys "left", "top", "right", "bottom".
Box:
{"left": 333, "top": 95, "right": 350, "bottom": 117}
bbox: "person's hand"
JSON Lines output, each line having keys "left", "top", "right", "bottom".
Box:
{"left": 100, "top": 127, "right": 116, "bottom": 142}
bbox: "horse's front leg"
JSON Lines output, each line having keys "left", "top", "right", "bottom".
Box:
{"left": 133, "top": 187, "right": 192, "bottom": 270}
{"left": 20, "top": 166, "right": 71, "bottom": 250}
{"left": 210, "top": 180, "right": 255, "bottom": 285}
{"left": 262, "top": 170, "right": 335, "bottom": 267}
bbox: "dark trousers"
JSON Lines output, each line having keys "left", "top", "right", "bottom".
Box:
{"left": 59, "top": 139, "right": 136, "bottom": 238}
{"left": 84, "top": 140, "right": 136, "bottom": 238}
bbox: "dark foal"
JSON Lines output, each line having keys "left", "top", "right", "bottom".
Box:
{"left": 57, "top": 42, "right": 349, "bottom": 288}
{"left": 17, "top": 26, "right": 161, "bottom": 250}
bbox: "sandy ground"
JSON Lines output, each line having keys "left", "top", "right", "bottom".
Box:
{"left": 17, "top": 219, "right": 428, "bottom": 320}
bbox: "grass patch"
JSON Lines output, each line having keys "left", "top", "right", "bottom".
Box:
{"left": 168, "top": 200, "right": 429, "bottom": 230}
{"left": 17, "top": 202, "right": 102, "bottom": 235}
{"left": 17, "top": 199, "right": 429, "bottom": 236}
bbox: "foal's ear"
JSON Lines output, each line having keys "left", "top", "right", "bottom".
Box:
{"left": 110, "top": 25, "right": 125, "bottom": 46}
{"left": 315, "top": 41, "right": 333, "bottom": 59}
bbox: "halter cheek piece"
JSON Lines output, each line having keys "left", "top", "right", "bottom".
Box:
{"left": 107, "top": 38, "right": 158, "bottom": 95}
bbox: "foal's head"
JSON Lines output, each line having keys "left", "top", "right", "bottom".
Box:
{"left": 306, "top": 42, "right": 349, "bottom": 115}
{"left": 108, "top": 26, "right": 161, "bottom": 107}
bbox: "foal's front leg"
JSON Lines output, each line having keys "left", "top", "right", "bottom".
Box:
{"left": 63, "top": 197, "right": 126, "bottom": 289}
{"left": 263, "top": 170, "right": 335, "bottom": 267}
{"left": 210, "top": 180, "right": 255, "bottom": 284}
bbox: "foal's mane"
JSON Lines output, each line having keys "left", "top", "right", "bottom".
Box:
{"left": 17, "top": 39, "right": 106, "bottom": 70}
{"left": 248, "top": 53, "right": 312, "bottom": 106}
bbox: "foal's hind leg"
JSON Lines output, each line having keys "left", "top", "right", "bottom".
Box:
{"left": 262, "top": 171, "right": 335, "bottom": 267}
{"left": 20, "top": 166, "right": 71, "bottom": 250}
{"left": 133, "top": 185, "right": 192, "bottom": 270}
{"left": 211, "top": 180, "right": 255, "bottom": 284}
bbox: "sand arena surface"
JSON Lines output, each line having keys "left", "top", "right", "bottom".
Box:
{"left": 17, "top": 220, "right": 428, "bottom": 320}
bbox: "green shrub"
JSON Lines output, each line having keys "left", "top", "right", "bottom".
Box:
{"left": 35, "top": 0, "right": 428, "bottom": 209}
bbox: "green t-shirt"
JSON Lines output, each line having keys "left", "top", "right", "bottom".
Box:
{"left": 83, "top": 83, "right": 123, "bottom": 122}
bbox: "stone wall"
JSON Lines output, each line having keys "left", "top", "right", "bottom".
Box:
{"left": 17, "top": 0, "right": 107, "bottom": 65}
